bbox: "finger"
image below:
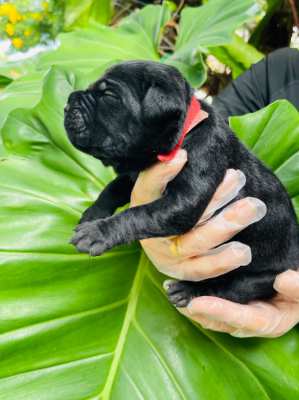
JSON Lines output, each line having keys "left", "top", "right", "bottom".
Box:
{"left": 137, "top": 168, "right": 244, "bottom": 254}
{"left": 186, "top": 296, "right": 280, "bottom": 335}
{"left": 174, "top": 197, "right": 267, "bottom": 257}
{"left": 274, "top": 269, "right": 299, "bottom": 301}
{"left": 230, "top": 300, "right": 299, "bottom": 338}
{"left": 178, "top": 307, "right": 234, "bottom": 333}
{"left": 171, "top": 241, "right": 251, "bottom": 281}
{"left": 130, "top": 149, "right": 187, "bottom": 206}
{"left": 199, "top": 169, "right": 246, "bottom": 224}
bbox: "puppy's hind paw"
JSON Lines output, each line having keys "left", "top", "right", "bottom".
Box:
{"left": 163, "top": 280, "right": 193, "bottom": 308}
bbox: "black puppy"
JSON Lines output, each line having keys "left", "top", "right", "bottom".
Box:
{"left": 64, "top": 60, "right": 299, "bottom": 307}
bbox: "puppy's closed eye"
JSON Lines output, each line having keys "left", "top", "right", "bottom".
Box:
{"left": 103, "top": 90, "right": 119, "bottom": 100}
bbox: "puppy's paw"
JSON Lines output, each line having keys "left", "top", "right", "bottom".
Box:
{"left": 79, "top": 206, "right": 111, "bottom": 223}
{"left": 70, "top": 219, "right": 110, "bottom": 256}
{"left": 164, "top": 280, "right": 194, "bottom": 308}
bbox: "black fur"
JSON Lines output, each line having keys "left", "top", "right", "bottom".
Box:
{"left": 64, "top": 60, "right": 299, "bottom": 306}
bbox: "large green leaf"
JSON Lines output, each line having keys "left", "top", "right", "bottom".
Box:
{"left": 0, "top": 69, "right": 48, "bottom": 156}
{"left": 38, "top": 23, "right": 158, "bottom": 74}
{"left": 0, "top": 57, "right": 39, "bottom": 83}
{"left": 1, "top": 1, "right": 258, "bottom": 94}
{"left": 39, "top": 4, "right": 173, "bottom": 75}
{"left": 1, "top": 65, "right": 299, "bottom": 398}
{"left": 208, "top": 34, "right": 263, "bottom": 79}
{"left": 0, "top": 70, "right": 47, "bottom": 129}
{"left": 230, "top": 99, "right": 299, "bottom": 217}
{"left": 64, "top": 0, "right": 114, "bottom": 29}
{"left": 0, "top": 2, "right": 299, "bottom": 398}
{"left": 165, "top": 0, "right": 258, "bottom": 86}
{"left": 118, "top": 3, "right": 171, "bottom": 50}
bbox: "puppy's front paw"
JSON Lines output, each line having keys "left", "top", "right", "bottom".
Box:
{"left": 70, "top": 220, "right": 110, "bottom": 256}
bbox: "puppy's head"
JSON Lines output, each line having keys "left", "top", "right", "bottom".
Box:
{"left": 64, "top": 61, "right": 192, "bottom": 173}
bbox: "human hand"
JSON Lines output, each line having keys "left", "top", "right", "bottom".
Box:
{"left": 130, "top": 149, "right": 299, "bottom": 338}
{"left": 130, "top": 149, "right": 265, "bottom": 282}
{"left": 179, "top": 269, "right": 299, "bottom": 338}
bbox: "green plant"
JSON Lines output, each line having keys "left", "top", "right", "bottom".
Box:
{"left": 64, "top": 0, "right": 114, "bottom": 30}
{"left": 1, "top": 65, "right": 299, "bottom": 399}
{"left": 0, "top": 1, "right": 261, "bottom": 86}
{"left": 1, "top": 2, "right": 299, "bottom": 398}
{"left": 0, "top": 1, "right": 261, "bottom": 156}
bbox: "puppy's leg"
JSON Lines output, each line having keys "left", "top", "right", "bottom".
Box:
{"left": 79, "top": 172, "right": 138, "bottom": 223}
{"left": 71, "top": 169, "right": 225, "bottom": 255}
{"left": 165, "top": 269, "right": 277, "bottom": 307}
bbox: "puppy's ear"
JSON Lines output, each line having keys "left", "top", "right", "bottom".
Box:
{"left": 141, "top": 78, "right": 191, "bottom": 153}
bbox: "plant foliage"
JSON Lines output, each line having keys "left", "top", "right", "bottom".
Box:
{"left": 1, "top": 2, "right": 299, "bottom": 399}
{"left": 0, "top": 0, "right": 260, "bottom": 86}
{"left": 1, "top": 62, "right": 299, "bottom": 400}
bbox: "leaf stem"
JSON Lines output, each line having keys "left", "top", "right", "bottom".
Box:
{"left": 100, "top": 251, "right": 148, "bottom": 399}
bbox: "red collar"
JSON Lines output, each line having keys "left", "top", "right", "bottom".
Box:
{"left": 157, "top": 96, "right": 209, "bottom": 162}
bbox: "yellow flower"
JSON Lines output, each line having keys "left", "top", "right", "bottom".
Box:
{"left": 30, "top": 12, "right": 42, "bottom": 21}
{"left": 24, "top": 28, "right": 32, "bottom": 37}
{"left": 42, "top": 1, "right": 49, "bottom": 10}
{"left": 12, "top": 37, "right": 24, "bottom": 49}
{"left": 5, "top": 23, "right": 14, "bottom": 36}
{"left": 0, "top": 3, "right": 22, "bottom": 23}
{"left": 0, "top": 3, "right": 14, "bottom": 16}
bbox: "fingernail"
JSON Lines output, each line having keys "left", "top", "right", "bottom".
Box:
{"left": 224, "top": 169, "right": 246, "bottom": 190}
{"left": 231, "top": 242, "right": 252, "bottom": 265}
{"left": 225, "top": 168, "right": 237, "bottom": 179}
{"left": 187, "top": 299, "right": 196, "bottom": 315}
{"left": 285, "top": 269, "right": 299, "bottom": 282}
{"left": 200, "top": 170, "right": 246, "bottom": 222}
{"left": 166, "top": 149, "right": 187, "bottom": 165}
{"left": 274, "top": 269, "right": 299, "bottom": 291}
{"left": 247, "top": 197, "right": 267, "bottom": 222}
{"left": 236, "top": 170, "right": 246, "bottom": 188}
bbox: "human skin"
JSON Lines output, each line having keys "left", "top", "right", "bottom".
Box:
{"left": 130, "top": 149, "right": 299, "bottom": 338}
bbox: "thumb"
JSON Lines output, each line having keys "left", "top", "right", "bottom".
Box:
{"left": 130, "top": 149, "right": 187, "bottom": 206}
{"left": 158, "top": 149, "right": 188, "bottom": 193}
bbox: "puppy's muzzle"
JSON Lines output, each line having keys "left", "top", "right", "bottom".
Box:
{"left": 64, "top": 90, "right": 95, "bottom": 147}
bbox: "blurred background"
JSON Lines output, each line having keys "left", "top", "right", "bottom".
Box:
{"left": 0, "top": 0, "right": 298, "bottom": 95}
